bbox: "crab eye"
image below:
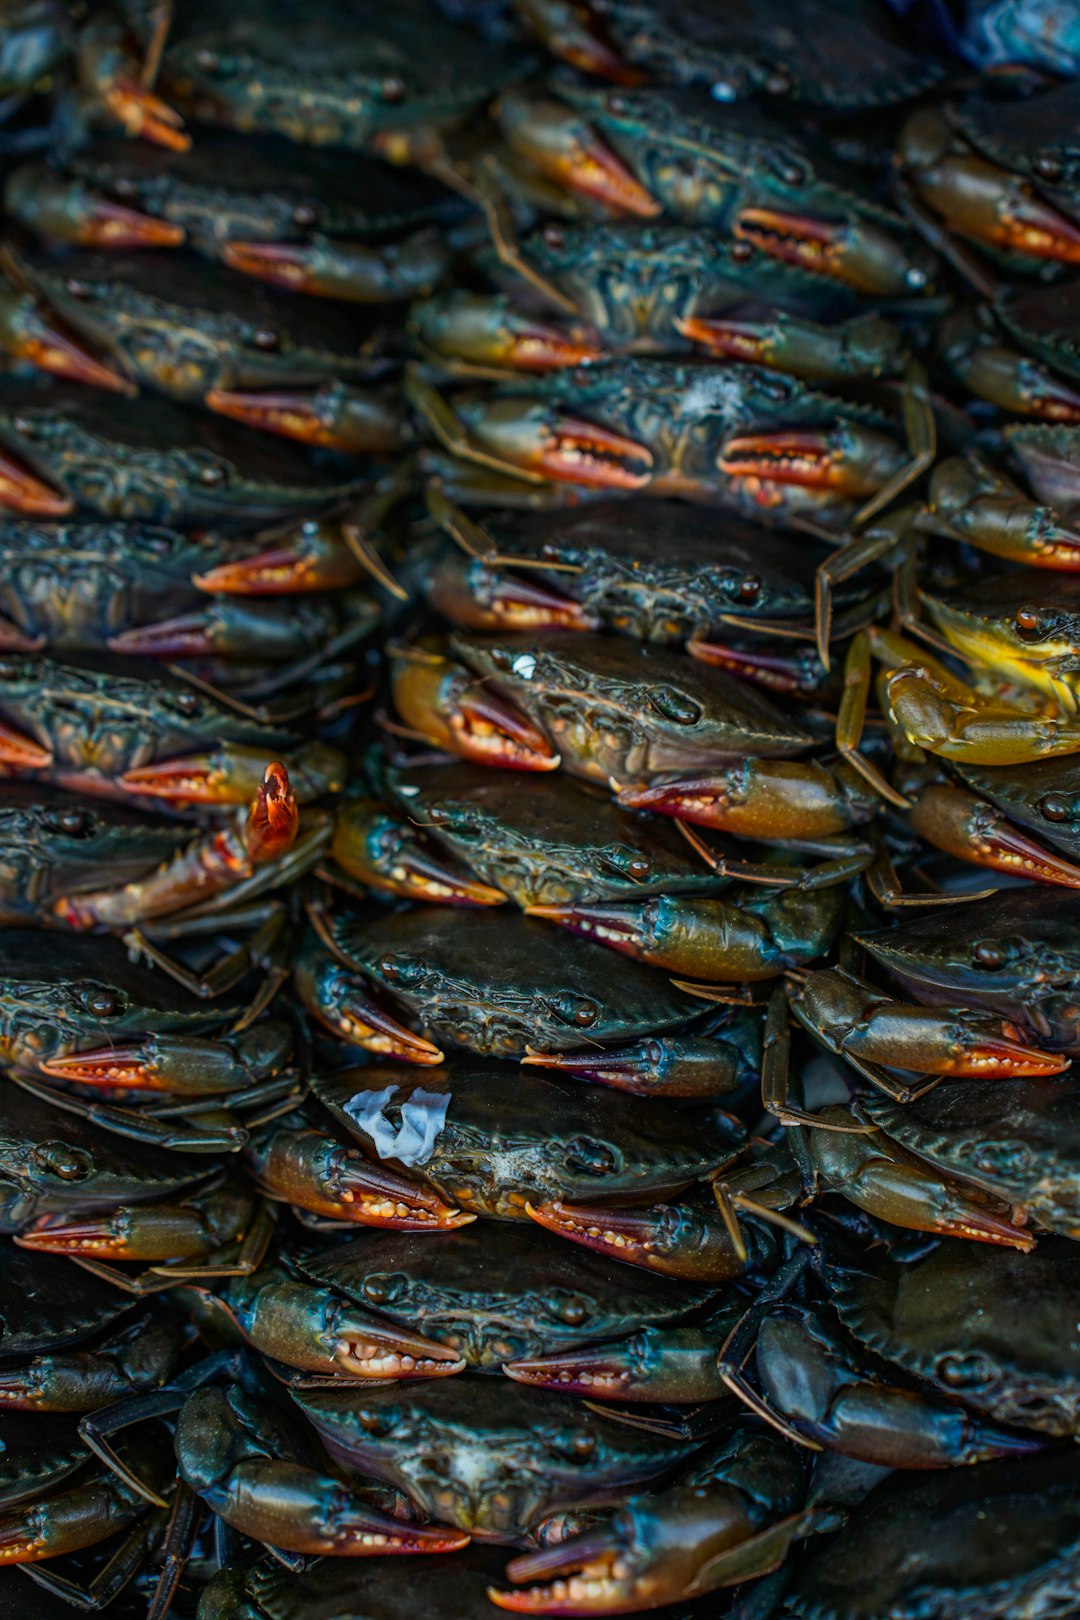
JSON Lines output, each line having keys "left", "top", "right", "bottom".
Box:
{"left": 45, "top": 807, "right": 90, "bottom": 836}
{"left": 33, "top": 1141, "right": 92, "bottom": 1181}
{"left": 1035, "top": 153, "right": 1063, "bottom": 181}
{"left": 353, "top": 1406, "right": 396, "bottom": 1436}
{"left": 362, "top": 1272, "right": 405, "bottom": 1306}
{"left": 1039, "top": 794, "right": 1072, "bottom": 822}
{"left": 170, "top": 689, "right": 201, "bottom": 717}
{"left": 542, "top": 224, "right": 566, "bottom": 253}
{"left": 973, "top": 940, "right": 1003, "bottom": 969}
{"left": 549, "top": 1428, "right": 596, "bottom": 1463}
{"left": 549, "top": 1292, "right": 589, "bottom": 1327}
{"left": 292, "top": 203, "right": 318, "bottom": 229}
{"left": 548, "top": 991, "right": 599, "bottom": 1031}
{"left": 199, "top": 464, "right": 226, "bottom": 487}
{"left": 737, "top": 574, "right": 762, "bottom": 603}
{"left": 564, "top": 1136, "right": 618, "bottom": 1176}
{"left": 78, "top": 984, "right": 121, "bottom": 1017}
{"left": 972, "top": 1140, "right": 1033, "bottom": 1176}
{"left": 625, "top": 854, "right": 651, "bottom": 880}
{"left": 936, "top": 1351, "right": 994, "bottom": 1390}
{"left": 648, "top": 687, "right": 702, "bottom": 726}
{"left": 379, "top": 74, "right": 406, "bottom": 102}
{"left": 1014, "top": 606, "right": 1044, "bottom": 640}
{"left": 251, "top": 327, "right": 280, "bottom": 351}
{"left": 378, "top": 953, "right": 422, "bottom": 986}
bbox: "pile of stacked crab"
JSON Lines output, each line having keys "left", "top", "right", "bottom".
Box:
{"left": 3, "top": 2, "right": 1080, "bottom": 1618}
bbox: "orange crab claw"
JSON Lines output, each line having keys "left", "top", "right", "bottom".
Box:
{"left": 911, "top": 782, "right": 1080, "bottom": 892}
{"left": 75, "top": 200, "right": 185, "bottom": 249}
{"left": 247, "top": 761, "right": 299, "bottom": 863}
{"left": 719, "top": 425, "right": 902, "bottom": 497}
{"left": 205, "top": 386, "right": 403, "bottom": 454}
{"left": 499, "top": 95, "right": 660, "bottom": 219}
{"left": 0, "top": 447, "right": 73, "bottom": 516}
{"left": 100, "top": 78, "right": 191, "bottom": 152}
{"left": 0, "top": 716, "right": 52, "bottom": 769}
{"left": 0, "top": 296, "right": 134, "bottom": 395}
{"left": 222, "top": 240, "right": 334, "bottom": 294}
{"left": 119, "top": 757, "right": 252, "bottom": 807}
{"left": 468, "top": 404, "right": 654, "bottom": 490}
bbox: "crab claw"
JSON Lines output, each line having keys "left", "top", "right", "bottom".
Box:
{"left": 911, "top": 782, "right": 1080, "bottom": 891}
{"left": 0, "top": 714, "right": 52, "bottom": 769}
{"left": 900, "top": 111, "right": 1080, "bottom": 265}
{"left": 0, "top": 1478, "right": 144, "bottom": 1564}
{"left": 238, "top": 1277, "right": 466, "bottom": 1380}
{"left": 41, "top": 1024, "right": 290, "bottom": 1095}
{"left": 527, "top": 893, "right": 836, "bottom": 981}
{"left": 512, "top": 0, "right": 644, "bottom": 82}
{"left": 720, "top": 424, "right": 904, "bottom": 498}
{"left": 506, "top": 1326, "right": 724, "bottom": 1403}
{"left": 0, "top": 290, "right": 133, "bottom": 394}
{"left": 414, "top": 292, "right": 605, "bottom": 372}
{"left": 18, "top": 1205, "right": 223, "bottom": 1262}
{"left": 800, "top": 968, "right": 1070, "bottom": 1080}
{"left": 194, "top": 524, "right": 364, "bottom": 595}
{"left": 688, "top": 637, "right": 825, "bottom": 699}
{"left": 295, "top": 938, "right": 445, "bottom": 1065}
{"left": 493, "top": 1491, "right": 812, "bottom": 1615}
{"left": 209, "top": 1470, "right": 472, "bottom": 1556}
{"left": 121, "top": 744, "right": 344, "bottom": 808}
{"left": 522, "top": 1035, "right": 745, "bottom": 1099}
{"left": 0, "top": 445, "right": 72, "bottom": 516}
{"left": 678, "top": 311, "right": 901, "bottom": 386}
{"left": 428, "top": 553, "right": 600, "bottom": 634}
{"left": 332, "top": 800, "right": 507, "bottom": 906}
{"left": 205, "top": 384, "right": 404, "bottom": 455}
{"left": 96, "top": 75, "right": 191, "bottom": 152}
{"left": 246, "top": 1122, "right": 472, "bottom": 1229}
{"left": 223, "top": 228, "right": 450, "bottom": 302}
{"left": 391, "top": 650, "right": 560, "bottom": 771}
{"left": 809, "top": 1109, "right": 1036, "bottom": 1250}
{"left": 248, "top": 761, "right": 299, "bottom": 862}
{"left": 5, "top": 165, "right": 185, "bottom": 248}
{"left": 734, "top": 209, "right": 923, "bottom": 298}
{"left": 616, "top": 762, "right": 874, "bottom": 842}
{"left": 498, "top": 94, "right": 661, "bottom": 219}
{"left": 461, "top": 399, "right": 653, "bottom": 490}
{"left": 528, "top": 1201, "right": 749, "bottom": 1282}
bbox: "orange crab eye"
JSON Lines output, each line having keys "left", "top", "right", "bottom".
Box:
{"left": 974, "top": 941, "right": 1003, "bottom": 969}
{"left": 1015, "top": 607, "right": 1043, "bottom": 639}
